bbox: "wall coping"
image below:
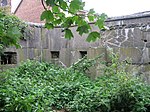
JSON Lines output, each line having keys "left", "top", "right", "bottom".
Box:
{"left": 106, "top": 11, "right": 150, "bottom": 22}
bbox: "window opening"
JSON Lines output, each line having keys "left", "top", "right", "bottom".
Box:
{"left": 80, "top": 51, "right": 87, "bottom": 58}
{"left": 51, "top": 51, "right": 59, "bottom": 59}
{"left": 1, "top": 52, "right": 17, "bottom": 65}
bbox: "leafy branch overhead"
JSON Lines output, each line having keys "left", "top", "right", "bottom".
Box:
{"left": 41, "top": 0, "right": 107, "bottom": 42}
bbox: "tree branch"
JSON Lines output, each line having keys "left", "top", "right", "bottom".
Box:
{"left": 41, "top": 0, "right": 47, "bottom": 10}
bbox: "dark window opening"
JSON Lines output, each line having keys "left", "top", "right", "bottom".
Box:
{"left": 80, "top": 51, "right": 87, "bottom": 58}
{"left": 143, "top": 39, "right": 147, "bottom": 42}
{"left": 1, "top": 52, "right": 17, "bottom": 65}
{"left": 51, "top": 51, "right": 59, "bottom": 59}
{"left": 1, "top": 0, "right": 7, "bottom": 6}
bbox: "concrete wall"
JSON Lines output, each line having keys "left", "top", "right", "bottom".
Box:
{"left": 15, "top": 24, "right": 100, "bottom": 67}
{"left": 2, "top": 11, "right": 150, "bottom": 83}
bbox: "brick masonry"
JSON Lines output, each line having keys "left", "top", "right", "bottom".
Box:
{"left": 14, "top": 0, "right": 44, "bottom": 23}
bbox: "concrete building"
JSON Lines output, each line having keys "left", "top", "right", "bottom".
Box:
{"left": 0, "top": 1, "right": 150, "bottom": 82}
{"left": 2, "top": 11, "right": 150, "bottom": 82}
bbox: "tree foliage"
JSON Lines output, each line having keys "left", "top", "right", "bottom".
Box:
{"left": 41, "top": 0, "right": 107, "bottom": 42}
{"left": 0, "top": 11, "right": 26, "bottom": 54}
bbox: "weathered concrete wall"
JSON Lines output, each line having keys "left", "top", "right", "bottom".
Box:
{"left": 14, "top": 23, "right": 100, "bottom": 67}
{"left": 19, "top": 12, "right": 150, "bottom": 65}
{"left": 89, "top": 11, "right": 150, "bottom": 82}
{"left": 2, "top": 11, "right": 150, "bottom": 83}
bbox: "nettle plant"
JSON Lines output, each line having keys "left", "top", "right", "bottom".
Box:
{"left": 41, "top": 0, "right": 107, "bottom": 42}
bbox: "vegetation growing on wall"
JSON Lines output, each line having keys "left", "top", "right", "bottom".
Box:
{"left": 0, "top": 11, "right": 26, "bottom": 54}
{"left": 41, "top": 0, "right": 107, "bottom": 42}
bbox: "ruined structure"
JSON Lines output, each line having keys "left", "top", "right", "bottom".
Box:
{"left": 1, "top": 11, "right": 150, "bottom": 83}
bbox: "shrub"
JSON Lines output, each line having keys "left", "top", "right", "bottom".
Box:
{"left": 0, "top": 59, "right": 150, "bottom": 112}
{"left": 0, "top": 60, "right": 91, "bottom": 111}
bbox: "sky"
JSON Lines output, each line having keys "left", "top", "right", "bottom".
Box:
{"left": 83, "top": 0, "right": 150, "bottom": 17}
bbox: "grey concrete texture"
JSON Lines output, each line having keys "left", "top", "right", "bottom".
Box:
{"left": 2, "top": 11, "right": 150, "bottom": 83}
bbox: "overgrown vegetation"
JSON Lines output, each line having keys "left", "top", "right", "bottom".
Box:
{"left": 0, "top": 56, "right": 150, "bottom": 112}
{"left": 0, "top": 11, "right": 26, "bottom": 54}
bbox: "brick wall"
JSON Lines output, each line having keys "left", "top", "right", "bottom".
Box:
{"left": 15, "top": 0, "right": 44, "bottom": 23}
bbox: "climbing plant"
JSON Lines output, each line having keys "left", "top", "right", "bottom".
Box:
{"left": 41, "top": 0, "right": 107, "bottom": 42}
{"left": 0, "top": 11, "right": 26, "bottom": 54}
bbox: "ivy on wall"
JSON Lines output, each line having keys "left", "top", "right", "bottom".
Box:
{"left": 0, "top": 10, "right": 26, "bottom": 54}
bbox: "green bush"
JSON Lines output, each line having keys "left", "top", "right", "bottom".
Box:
{"left": 68, "top": 73, "right": 150, "bottom": 112}
{"left": 0, "top": 60, "right": 91, "bottom": 112}
{"left": 0, "top": 59, "right": 150, "bottom": 112}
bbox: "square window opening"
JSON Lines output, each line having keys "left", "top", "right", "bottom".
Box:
{"left": 80, "top": 51, "right": 87, "bottom": 58}
{"left": 1, "top": 52, "right": 17, "bottom": 65}
{"left": 51, "top": 51, "right": 59, "bottom": 59}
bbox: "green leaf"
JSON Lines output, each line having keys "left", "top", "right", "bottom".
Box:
{"left": 76, "top": 17, "right": 87, "bottom": 26}
{"left": 14, "top": 43, "right": 21, "bottom": 49}
{"left": 59, "top": 1, "right": 68, "bottom": 10}
{"left": 95, "top": 13, "right": 107, "bottom": 29}
{"left": 86, "top": 32, "right": 100, "bottom": 42}
{"left": 45, "top": 23, "right": 54, "bottom": 29}
{"left": 0, "top": 12, "right": 4, "bottom": 18}
{"left": 95, "top": 19, "right": 105, "bottom": 29}
{"left": 100, "top": 13, "right": 107, "bottom": 21}
{"left": 40, "top": 10, "right": 54, "bottom": 22}
{"left": 0, "top": 44, "right": 4, "bottom": 49}
{"left": 72, "top": 16, "right": 79, "bottom": 23}
{"left": 65, "top": 29, "right": 73, "bottom": 39}
{"left": 7, "top": 27, "right": 21, "bottom": 38}
{"left": 55, "top": 12, "right": 65, "bottom": 19}
{"left": 53, "top": 19, "right": 62, "bottom": 25}
{"left": 52, "top": 6, "right": 60, "bottom": 13}
{"left": 69, "top": 0, "right": 84, "bottom": 13}
{"left": 76, "top": 24, "right": 90, "bottom": 36}
{"left": 88, "top": 9, "right": 95, "bottom": 15}
{"left": 62, "top": 17, "right": 73, "bottom": 28}
{"left": 87, "top": 9, "right": 96, "bottom": 22}
{"left": 88, "top": 15, "right": 95, "bottom": 21}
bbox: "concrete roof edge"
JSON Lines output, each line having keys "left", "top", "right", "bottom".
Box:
{"left": 26, "top": 22, "right": 45, "bottom": 28}
{"left": 106, "top": 11, "right": 150, "bottom": 22}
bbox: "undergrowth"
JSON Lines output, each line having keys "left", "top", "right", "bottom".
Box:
{"left": 0, "top": 57, "right": 150, "bottom": 112}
